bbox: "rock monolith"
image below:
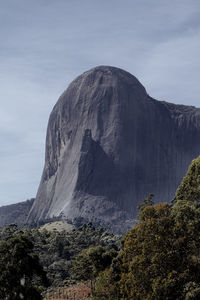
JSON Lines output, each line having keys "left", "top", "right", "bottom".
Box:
{"left": 27, "top": 66, "right": 200, "bottom": 233}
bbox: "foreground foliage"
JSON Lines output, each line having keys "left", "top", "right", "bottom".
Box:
{"left": 0, "top": 234, "right": 47, "bottom": 300}
{"left": 94, "top": 157, "right": 200, "bottom": 300}
{"left": 94, "top": 201, "right": 200, "bottom": 299}
{"left": 72, "top": 246, "right": 118, "bottom": 293}
{"left": 0, "top": 223, "right": 120, "bottom": 289}
{"left": 174, "top": 156, "right": 200, "bottom": 203}
{"left": 2, "top": 157, "right": 200, "bottom": 299}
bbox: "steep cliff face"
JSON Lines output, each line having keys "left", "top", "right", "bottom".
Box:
{"left": 27, "top": 66, "right": 200, "bottom": 233}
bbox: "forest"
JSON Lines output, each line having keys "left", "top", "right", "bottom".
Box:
{"left": 1, "top": 156, "right": 200, "bottom": 300}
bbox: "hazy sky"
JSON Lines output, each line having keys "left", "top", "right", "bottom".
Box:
{"left": 1, "top": 0, "right": 200, "bottom": 206}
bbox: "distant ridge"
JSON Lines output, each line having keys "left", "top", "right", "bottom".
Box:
{"left": 0, "top": 199, "right": 34, "bottom": 227}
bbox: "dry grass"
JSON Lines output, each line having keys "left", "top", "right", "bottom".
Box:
{"left": 39, "top": 221, "right": 75, "bottom": 233}
{"left": 43, "top": 282, "right": 92, "bottom": 300}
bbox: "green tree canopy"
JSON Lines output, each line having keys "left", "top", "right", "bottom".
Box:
{"left": 93, "top": 157, "right": 200, "bottom": 299}
{"left": 0, "top": 234, "right": 47, "bottom": 300}
{"left": 174, "top": 156, "right": 200, "bottom": 203}
{"left": 95, "top": 201, "right": 200, "bottom": 299}
{"left": 72, "top": 245, "right": 117, "bottom": 293}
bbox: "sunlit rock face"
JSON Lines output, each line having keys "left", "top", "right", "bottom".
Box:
{"left": 27, "top": 66, "right": 200, "bottom": 233}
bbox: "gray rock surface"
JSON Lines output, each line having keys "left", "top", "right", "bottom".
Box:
{"left": 27, "top": 66, "right": 200, "bottom": 233}
{"left": 0, "top": 199, "right": 34, "bottom": 227}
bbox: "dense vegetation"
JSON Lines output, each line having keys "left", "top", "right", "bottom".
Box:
{"left": 0, "top": 222, "right": 120, "bottom": 296}
{"left": 0, "top": 233, "right": 47, "bottom": 300}
{"left": 93, "top": 157, "right": 200, "bottom": 299}
{"left": 93, "top": 201, "right": 200, "bottom": 299}
{"left": 1, "top": 157, "right": 200, "bottom": 299}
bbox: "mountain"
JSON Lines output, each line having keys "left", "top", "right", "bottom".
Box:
{"left": 27, "top": 66, "right": 200, "bottom": 233}
{"left": 0, "top": 199, "right": 34, "bottom": 227}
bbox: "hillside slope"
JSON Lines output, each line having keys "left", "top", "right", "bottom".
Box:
{"left": 0, "top": 199, "right": 34, "bottom": 227}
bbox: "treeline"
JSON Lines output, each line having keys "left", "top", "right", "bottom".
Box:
{"left": 0, "top": 233, "right": 48, "bottom": 299}
{"left": 92, "top": 157, "right": 200, "bottom": 299}
{"left": 1, "top": 157, "right": 200, "bottom": 299}
{"left": 0, "top": 222, "right": 120, "bottom": 298}
{"left": 69, "top": 157, "right": 200, "bottom": 299}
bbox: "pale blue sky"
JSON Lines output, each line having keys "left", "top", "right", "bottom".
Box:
{"left": 1, "top": 0, "right": 200, "bottom": 205}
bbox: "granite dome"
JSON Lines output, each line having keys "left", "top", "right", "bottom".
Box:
{"left": 27, "top": 66, "right": 200, "bottom": 233}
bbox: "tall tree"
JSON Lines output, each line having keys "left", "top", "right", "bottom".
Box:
{"left": 95, "top": 202, "right": 200, "bottom": 299}
{"left": 173, "top": 156, "right": 200, "bottom": 203}
{"left": 72, "top": 246, "right": 117, "bottom": 293}
{"left": 0, "top": 234, "right": 47, "bottom": 300}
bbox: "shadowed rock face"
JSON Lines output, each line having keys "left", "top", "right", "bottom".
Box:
{"left": 0, "top": 199, "right": 34, "bottom": 227}
{"left": 27, "top": 66, "right": 200, "bottom": 233}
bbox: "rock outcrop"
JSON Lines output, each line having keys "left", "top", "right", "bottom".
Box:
{"left": 27, "top": 66, "right": 200, "bottom": 233}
